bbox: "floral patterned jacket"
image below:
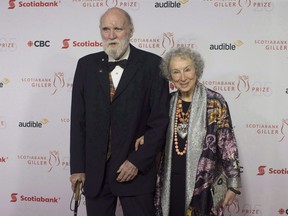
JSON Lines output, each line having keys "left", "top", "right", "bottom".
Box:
{"left": 155, "top": 83, "right": 241, "bottom": 216}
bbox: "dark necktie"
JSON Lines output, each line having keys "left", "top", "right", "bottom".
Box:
{"left": 108, "top": 59, "right": 128, "bottom": 71}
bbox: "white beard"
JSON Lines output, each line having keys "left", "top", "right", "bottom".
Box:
{"left": 103, "top": 39, "right": 129, "bottom": 60}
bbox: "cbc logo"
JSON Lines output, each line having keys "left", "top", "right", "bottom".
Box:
{"left": 278, "top": 208, "right": 288, "bottom": 215}
{"left": 27, "top": 40, "right": 50, "bottom": 47}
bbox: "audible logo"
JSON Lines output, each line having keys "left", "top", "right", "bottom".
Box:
{"left": 155, "top": 1, "right": 181, "bottom": 8}
{"left": 19, "top": 119, "right": 49, "bottom": 128}
{"left": 210, "top": 43, "right": 236, "bottom": 50}
{"left": 210, "top": 40, "right": 243, "bottom": 51}
{"left": 19, "top": 121, "right": 42, "bottom": 128}
{"left": 0, "top": 78, "right": 10, "bottom": 88}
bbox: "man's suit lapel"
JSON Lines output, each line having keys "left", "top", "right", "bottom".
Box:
{"left": 95, "top": 53, "right": 110, "bottom": 103}
{"left": 113, "top": 45, "right": 141, "bottom": 102}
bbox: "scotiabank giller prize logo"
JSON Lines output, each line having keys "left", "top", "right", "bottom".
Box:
{"left": 246, "top": 119, "right": 288, "bottom": 142}
{"left": 255, "top": 39, "right": 288, "bottom": 51}
{"left": 224, "top": 199, "right": 263, "bottom": 215}
{"left": 71, "top": 0, "right": 139, "bottom": 8}
{"left": 0, "top": 38, "right": 17, "bottom": 51}
{"left": 203, "top": 0, "right": 273, "bottom": 15}
{"left": 224, "top": 198, "right": 240, "bottom": 214}
{"left": 10, "top": 193, "right": 60, "bottom": 204}
{"left": 279, "top": 118, "right": 288, "bottom": 142}
{"left": 131, "top": 32, "right": 197, "bottom": 56}
{"left": 246, "top": 122, "right": 278, "bottom": 135}
{"left": 202, "top": 75, "right": 273, "bottom": 99}
{"left": 61, "top": 38, "right": 102, "bottom": 49}
{"left": 8, "top": 0, "right": 61, "bottom": 9}
{"left": 17, "top": 150, "right": 70, "bottom": 172}
{"left": 239, "top": 204, "right": 262, "bottom": 215}
{"left": 21, "top": 72, "right": 72, "bottom": 95}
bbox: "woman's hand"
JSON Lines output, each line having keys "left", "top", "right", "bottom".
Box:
{"left": 222, "top": 189, "right": 237, "bottom": 207}
{"left": 135, "top": 135, "right": 144, "bottom": 151}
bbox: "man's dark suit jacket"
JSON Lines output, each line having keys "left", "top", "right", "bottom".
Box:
{"left": 70, "top": 44, "right": 170, "bottom": 197}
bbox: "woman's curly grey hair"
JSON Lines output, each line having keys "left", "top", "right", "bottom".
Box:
{"left": 160, "top": 47, "right": 205, "bottom": 81}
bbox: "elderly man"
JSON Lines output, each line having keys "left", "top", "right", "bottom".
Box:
{"left": 69, "top": 7, "right": 170, "bottom": 216}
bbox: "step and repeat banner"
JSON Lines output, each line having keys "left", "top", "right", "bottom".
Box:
{"left": 1, "top": 0, "right": 288, "bottom": 215}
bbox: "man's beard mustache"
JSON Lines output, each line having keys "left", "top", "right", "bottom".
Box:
{"left": 103, "top": 39, "right": 129, "bottom": 60}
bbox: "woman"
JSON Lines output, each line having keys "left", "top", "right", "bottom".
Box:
{"left": 136, "top": 47, "right": 241, "bottom": 216}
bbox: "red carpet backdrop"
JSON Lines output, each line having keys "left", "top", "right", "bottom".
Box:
{"left": 1, "top": 0, "right": 288, "bottom": 215}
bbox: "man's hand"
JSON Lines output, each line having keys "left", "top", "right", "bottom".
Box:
{"left": 135, "top": 136, "right": 144, "bottom": 151}
{"left": 116, "top": 160, "right": 138, "bottom": 182}
{"left": 69, "top": 173, "right": 85, "bottom": 192}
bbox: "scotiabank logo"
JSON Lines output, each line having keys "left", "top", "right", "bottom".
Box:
{"left": 257, "top": 165, "right": 266, "bottom": 175}
{"left": 10, "top": 193, "right": 60, "bottom": 203}
{"left": 27, "top": 40, "right": 50, "bottom": 47}
{"left": 62, "top": 39, "right": 70, "bottom": 49}
{"left": 0, "top": 156, "right": 8, "bottom": 163}
{"left": 8, "top": 0, "right": 16, "bottom": 9}
{"left": 8, "top": 0, "right": 61, "bottom": 9}
{"left": 61, "top": 38, "right": 102, "bottom": 49}
{"left": 257, "top": 165, "right": 288, "bottom": 175}
{"left": 10, "top": 193, "right": 17, "bottom": 202}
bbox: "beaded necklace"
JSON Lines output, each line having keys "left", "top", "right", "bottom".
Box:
{"left": 174, "top": 96, "right": 191, "bottom": 156}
